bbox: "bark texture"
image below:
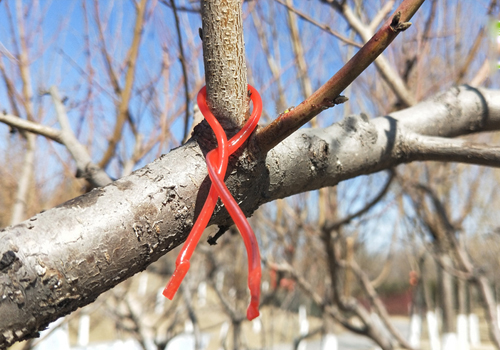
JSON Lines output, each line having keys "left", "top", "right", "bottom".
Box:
{"left": 201, "top": 0, "right": 248, "bottom": 129}
{"left": 0, "top": 86, "right": 500, "bottom": 346}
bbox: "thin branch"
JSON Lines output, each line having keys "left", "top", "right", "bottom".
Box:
{"left": 159, "top": 0, "right": 200, "bottom": 13}
{"left": 322, "top": 0, "right": 416, "bottom": 107}
{"left": 285, "top": 0, "right": 313, "bottom": 102}
{"left": 256, "top": 0, "right": 423, "bottom": 152}
{"left": 250, "top": 7, "right": 287, "bottom": 111}
{"left": 267, "top": 261, "right": 366, "bottom": 334}
{"left": 10, "top": 0, "right": 36, "bottom": 225}
{"left": 293, "top": 326, "right": 323, "bottom": 350}
{"left": 98, "top": 0, "right": 147, "bottom": 168}
{"left": 49, "top": 86, "right": 112, "bottom": 187}
{"left": 324, "top": 169, "right": 394, "bottom": 231}
{"left": 457, "top": 0, "right": 498, "bottom": 83}
{"left": 345, "top": 259, "right": 415, "bottom": 350}
{"left": 170, "top": 0, "right": 191, "bottom": 141}
{"left": 274, "top": 0, "right": 362, "bottom": 48}
{"left": 0, "top": 113, "right": 62, "bottom": 142}
{"left": 0, "top": 90, "right": 112, "bottom": 188}
{"left": 369, "top": 0, "right": 395, "bottom": 33}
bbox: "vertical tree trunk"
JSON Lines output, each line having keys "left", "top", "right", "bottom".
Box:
{"left": 439, "top": 254, "right": 455, "bottom": 334}
{"left": 200, "top": 0, "right": 248, "bottom": 129}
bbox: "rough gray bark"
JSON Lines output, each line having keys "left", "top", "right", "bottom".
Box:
{"left": 201, "top": 0, "right": 248, "bottom": 129}
{"left": 0, "top": 86, "right": 500, "bottom": 347}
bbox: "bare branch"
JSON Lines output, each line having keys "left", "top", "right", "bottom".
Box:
{"left": 49, "top": 87, "right": 112, "bottom": 187}
{"left": 344, "top": 259, "right": 415, "bottom": 350}
{"left": 274, "top": 0, "right": 362, "bottom": 48}
{"left": 201, "top": 0, "right": 248, "bottom": 129}
{"left": 0, "top": 113, "right": 62, "bottom": 142}
{"left": 170, "top": 0, "right": 191, "bottom": 141}
{"left": 405, "top": 132, "right": 500, "bottom": 168}
{"left": 322, "top": 0, "right": 416, "bottom": 107}
{"left": 369, "top": 0, "right": 395, "bottom": 33}
{"left": 0, "top": 90, "right": 112, "bottom": 188}
{"left": 256, "top": 0, "right": 424, "bottom": 152}
{"left": 98, "top": 0, "right": 148, "bottom": 168}
{"left": 324, "top": 169, "right": 394, "bottom": 231}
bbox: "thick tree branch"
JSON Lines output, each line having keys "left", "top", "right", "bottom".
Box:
{"left": 0, "top": 85, "right": 499, "bottom": 346}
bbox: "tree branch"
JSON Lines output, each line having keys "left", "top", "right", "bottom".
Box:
{"left": 0, "top": 113, "right": 62, "bottom": 142}
{"left": 98, "top": 0, "right": 147, "bottom": 168}
{"left": 170, "top": 0, "right": 191, "bottom": 141}
{"left": 49, "top": 87, "right": 112, "bottom": 187}
{"left": 404, "top": 133, "right": 500, "bottom": 168}
{"left": 256, "top": 0, "right": 423, "bottom": 152}
{"left": 274, "top": 0, "right": 362, "bottom": 48}
{"left": 322, "top": 0, "right": 416, "bottom": 107}
{"left": 200, "top": 0, "right": 248, "bottom": 129}
{"left": 324, "top": 169, "right": 394, "bottom": 231}
{"left": 1, "top": 84, "right": 500, "bottom": 346}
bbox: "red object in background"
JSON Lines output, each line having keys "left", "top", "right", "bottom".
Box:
{"left": 409, "top": 270, "right": 418, "bottom": 286}
{"left": 163, "top": 86, "right": 262, "bottom": 321}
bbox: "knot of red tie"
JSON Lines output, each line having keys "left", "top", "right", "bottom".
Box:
{"left": 163, "top": 85, "right": 262, "bottom": 320}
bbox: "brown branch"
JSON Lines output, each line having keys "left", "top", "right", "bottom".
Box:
{"left": 256, "top": 0, "right": 424, "bottom": 153}
{"left": 10, "top": 0, "right": 37, "bottom": 225}
{"left": 321, "top": 0, "right": 417, "bottom": 107}
{"left": 250, "top": 8, "right": 286, "bottom": 111}
{"left": 324, "top": 169, "right": 394, "bottom": 231}
{"left": 170, "top": 0, "right": 191, "bottom": 141}
{"left": 285, "top": 0, "right": 313, "bottom": 102}
{"left": 159, "top": 0, "right": 200, "bottom": 13}
{"left": 98, "top": 0, "right": 147, "bottom": 168}
{"left": 345, "top": 259, "right": 416, "bottom": 350}
{"left": 274, "top": 0, "right": 362, "bottom": 48}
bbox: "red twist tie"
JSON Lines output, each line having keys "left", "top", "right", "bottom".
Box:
{"left": 163, "top": 85, "right": 262, "bottom": 321}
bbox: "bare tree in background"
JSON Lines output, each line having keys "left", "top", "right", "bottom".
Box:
{"left": 0, "top": 0, "right": 500, "bottom": 349}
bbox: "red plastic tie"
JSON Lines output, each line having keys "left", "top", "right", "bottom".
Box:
{"left": 163, "top": 85, "right": 262, "bottom": 320}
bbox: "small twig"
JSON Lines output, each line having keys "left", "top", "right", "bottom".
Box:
{"left": 293, "top": 326, "right": 323, "bottom": 350}
{"left": 207, "top": 225, "right": 229, "bottom": 246}
{"left": 159, "top": 0, "right": 200, "bottom": 13}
